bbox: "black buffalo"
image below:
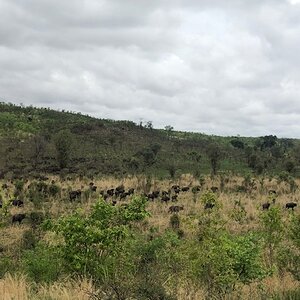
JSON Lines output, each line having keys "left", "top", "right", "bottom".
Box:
{"left": 204, "top": 203, "right": 215, "bottom": 209}
{"left": 168, "top": 205, "right": 184, "bottom": 213}
{"left": 161, "top": 196, "right": 170, "bottom": 203}
{"left": 181, "top": 187, "right": 190, "bottom": 192}
{"left": 69, "top": 190, "right": 81, "bottom": 201}
{"left": 262, "top": 202, "right": 271, "bottom": 210}
{"left": 286, "top": 202, "right": 297, "bottom": 210}
{"left": 211, "top": 186, "right": 219, "bottom": 193}
{"left": 107, "top": 189, "right": 115, "bottom": 196}
{"left": 12, "top": 213, "right": 26, "bottom": 224}
{"left": 12, "top": 199, "right": 24, "bottom": 207}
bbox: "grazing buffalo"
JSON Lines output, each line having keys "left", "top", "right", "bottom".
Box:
{"left": 152, "top": 191, "right": 160, "bottom": 198}
{"left": 181, "top": 187, "right": 190, "bottom": 192}
{"left": 107, "top": 189, "right": 115, "bottom": 196}
{"left": 204, "top": 203, "right": 215, "bottom": 209}
{"left": 211, "top": 186, "right": 219, "bottom": 193}
{"left": 162, "top": 190, "right": 170, "bottom": 196}
{"left": 171, "top": 195, "right": 178, "bottom": 202}
{"left": 262, "top": 202, "right": 271, "bottom": 210}
{"left": 12, "top": 199, "right": 24, "bottom": 207}
{"left": 69, "top": 190, "right": 81, "bottom": 201}
{"left": 147, "top": 193, "right": 155, "bottom": 201}
{"left": 120, "top": 192, "right": 129, "bottom": 200}
{"left": 90, "top": 186, "right": 97, "bottom": 192}
{"left": 115, "top": 185, "right": 125, "bottom": 196}
{"left": 171, "top": 185, "right": 180, "bottom": 189}
{"left": 112, "top": 200, "right": 117, "bottom": 206}
{"left": 192, "top": 186, "right": 201, "bottom": 192}
{"left": 128, "top": 188, "right": 135, "bottom": 195}
{"left": 161, "top": 196, "right": 170, "bottom": 203}
{"left": 286, "top": 202, "right": 297, "bottom": 210}
{"left": 0, "top": 201, "right": 2, "bottom": 208}
{"left": 168, "top": 205, "right": 184, "bottom": 213}
{"left": 12, "top": 213, "right": 26, "bottom": 224}
{"left": 174, "top": 188, "right": 180, "bottom": 194}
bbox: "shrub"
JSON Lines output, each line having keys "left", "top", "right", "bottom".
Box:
{"left": 170, "top": 214, "right": 180, "bottom": 230}
{"left": 22, "top": 230, "right": 38, "bottom": 250}
{"left": 49, "top": 183, "right": 61, "bottom": 197}
{"left": 29, "top": 211, "right": 44, "bottom": 228}
{"left": 22, "top": 244, "right": 64, "bottom": 283}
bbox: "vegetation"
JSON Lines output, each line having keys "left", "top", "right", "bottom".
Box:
{"left": 1, "top": 102, "right": 300, "bottom": 299}
{"left": 0, "top": 102, "right": 299, "bottom": 179}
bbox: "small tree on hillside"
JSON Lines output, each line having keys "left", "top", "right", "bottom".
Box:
{"left": 207, "top": 143, "right": 223, "bottom": 176}
{"left": 53, "top": 129, "right": 73, "bottom": 169}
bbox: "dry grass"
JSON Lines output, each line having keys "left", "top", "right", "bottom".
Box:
{"left": 1, "top": 174, "right": 300, "bottom": 299}
{"left": 0, "top": 274, "right": 94, "bottom": 300}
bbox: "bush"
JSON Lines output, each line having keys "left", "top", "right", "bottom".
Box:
{"left": 135, "top": 280, "right": 176, "bottom": 300}
{"left": 170, "top": 214, "right": 180, "bottom": 230}
{"left": 22, "top": 230, "right": 38, "bottom": 250}
{"left": 29, "top": 211, "right": 44, "bottom": 228}
{"left": 22, "top": 244, "right": 64, "bottom": 283}
{"left": 49, "top": 184, "right": 61, "bottom": 197}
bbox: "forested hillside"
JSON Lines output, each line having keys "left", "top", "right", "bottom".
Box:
{"left": 0, "top": 102, "right": 298, "bottom": 179}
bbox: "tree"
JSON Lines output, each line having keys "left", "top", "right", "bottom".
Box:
{"left": 30, "top": 134, "right": 46, "bottom": 168}
{"left": 53, "top": 129, "right": 73, "bottom": 169}
{"left": 145, "top": 121, "right": 153, "bottom": 130}
{"left": 230, "top": 139, "right": 244, "bottom": 149}
{"left": 164, "top": 125, "right": 174, "bottom": 138}
{"left": 207, "top": 143, "right": 223, "bottom": 176}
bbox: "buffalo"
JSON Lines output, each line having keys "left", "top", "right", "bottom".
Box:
{"left": 69, "top": 190, "right": 81, "bottom": 201}
{"left": 262, "top": 202, "right": 271, "bottom": 210}
{"left": 171, "top": 195, "right": 178, "bottom": 202}
{"left": 168, "top": 205, "right": 184, "bottom": 213}
{"left": 12, "top": 199, "right": 24, "bottom": 207}
{"left": 286, "top": 202, "right": 297, "bottom": 210}
{"left": 204, "top": 203, "right": 215, "bottom": 209}
{"left": 128, "top": 188, "right": 135, "bottom": 195}
{"left": 211, "top": 186, "right": 219, "bottom": 193}
{"left": 107, "top": 189, "right": 115, "bottom": 196}
{"left": 161, "top": 196, "right": 170, "bottom": 203}
{"left": 181, "top": 187, "right": 190, "bottom": 192}
{"left": 12, "top": 213, "right": 26, "bottom": 224}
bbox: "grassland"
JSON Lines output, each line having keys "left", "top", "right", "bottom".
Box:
{"left": 1, "top": 174, "right": 300, "bottom": 299}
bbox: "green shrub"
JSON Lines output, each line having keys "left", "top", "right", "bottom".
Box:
{"left": 22, "top": 244, "right": 64, "bottom": 283}
{"left": 29, "top": 211, "right": 44, "bottom": 228}
{"left": 49, "top": 184, "right": 61, "bottom": 197}
{"left": 170, "top": 214, "right": 180, "bottom": 230}
{"left": 22, "top": 230, "right": 38, "bottom": 250}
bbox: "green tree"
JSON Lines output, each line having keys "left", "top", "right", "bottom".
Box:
{"left": 53, "top": 129, "right": 73, "bottom": 169}
{"left": 259, "top": 206, "right": 284, "bottom": 267}
{"left": 207, "top": 143, "right": 223, "bottom": 176}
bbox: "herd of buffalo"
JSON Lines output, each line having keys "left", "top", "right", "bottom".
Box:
{"left": 0, "top": 180, "right": 298, "bottom": 225}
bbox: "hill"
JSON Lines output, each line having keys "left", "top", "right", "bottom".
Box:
{"left": 0, "top": 101, "right": 298, "bottom": 179}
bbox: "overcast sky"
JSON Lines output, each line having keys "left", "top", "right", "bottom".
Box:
{"left": 1, "top": 0, "right": 300, "bottom": 137}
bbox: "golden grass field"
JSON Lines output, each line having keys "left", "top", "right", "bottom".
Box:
{"left": 0, "top": 174, "right": 300, "bottom": 299}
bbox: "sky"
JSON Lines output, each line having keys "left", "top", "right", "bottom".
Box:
{"left": 1, "top": 0, "right": 300, "bottom": 137}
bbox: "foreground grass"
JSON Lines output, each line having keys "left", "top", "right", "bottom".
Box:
{"left": 1, "top": 174, "right": 300, "bottom": 299}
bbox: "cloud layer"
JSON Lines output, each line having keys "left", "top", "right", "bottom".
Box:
{"left": 1, "top": 0, "right": 300, "bottom": 137}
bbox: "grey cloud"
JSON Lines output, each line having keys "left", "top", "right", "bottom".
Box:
{"left": 1, "top": 0, "right": 300, "bottom": 137}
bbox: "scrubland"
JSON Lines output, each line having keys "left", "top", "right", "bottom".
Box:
{"left": 1, "top": 174, "right": 300, "bottom": 299}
